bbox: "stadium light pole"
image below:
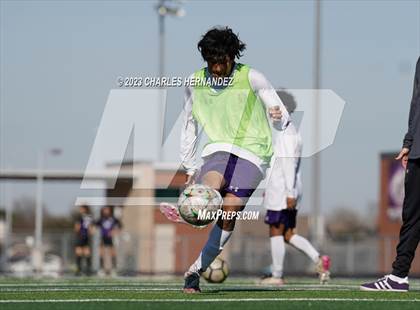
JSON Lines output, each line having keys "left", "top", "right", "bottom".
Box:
{"left": 156, "top": 0, "right": 186, "bottom": 162}
{"left": 311, "top": 0, "right": 323, "bottom": 247}
{"left": 33, "top": 148, "right": 62, "bottom": 273}
{"left": 1, "top": 174, "right": 12, "bottom": 272}
{"left": 4, "top": 187, "right": 12, "bottom": 272}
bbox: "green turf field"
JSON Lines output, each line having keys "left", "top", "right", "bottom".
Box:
{"left": 0, "top": 277, "right": 419, "bottom": 310}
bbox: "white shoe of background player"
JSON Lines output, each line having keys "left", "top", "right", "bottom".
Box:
{"left": 259, "top": 277, "right": 285, "bottom": 286}
{"left": 97, "top": 269, "right": 106, "bottom": 277}
{"left": 316, "top": 255, "right": 331, "bottom": 284}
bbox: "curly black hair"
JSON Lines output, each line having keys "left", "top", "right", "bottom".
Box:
{"left": 197, "top": 27, "right": 246, "bottom": 63}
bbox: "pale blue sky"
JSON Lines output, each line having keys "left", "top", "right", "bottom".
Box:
{"left": 0, "top": 0, "right": 419, "bottom": 216}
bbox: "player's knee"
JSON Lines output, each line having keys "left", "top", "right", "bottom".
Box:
{"left": 217, "top": 218, "right": 236, "bottom": 231}
{"left": 284, "top": 231, "right": 294, "bottom": 243}
{"left": 269, "top": 225, "right": 283, "bottom": 237}
{"left": 216, "top": 193, "right": 243, "bottom": 231}
{"left": 223, "top": 196, "right": 243, "bottom": 210}
{"left": 202, "top": 171, "right": 225, "bottom": 190}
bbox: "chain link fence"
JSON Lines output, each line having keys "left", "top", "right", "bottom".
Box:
{"left": 0, "top": 231, "right": 401, "bottom": 277}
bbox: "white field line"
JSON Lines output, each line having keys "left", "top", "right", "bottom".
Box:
{"left": 0, "top": 283, "right": 180, "bottom": 287}
{"left": 2, "top": 282, "right": 417, "bottom": 288}
{"left": 0, "top": 298, "right": 420, "bottom": 303}
{"left": 0, "top": 284, "right": 363, "bottom": 292}
{"left": 0, "top": 288, "right": 180, "bottom": 292}
{"left": 0, "top": 283, "right": 359, "bottom": 288}
{"left": 0, "top": 287, "right": 358, "bottom": 292}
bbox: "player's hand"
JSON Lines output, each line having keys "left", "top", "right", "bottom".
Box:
{"left": 185, "top": 173, "right": 195, "bottom": 186}
{"left": 286, "top": 197, "right": 297, "bottom": 209}
{"left": 395, "top": 147, "right": 410, "bottom": 169}
{"left": 268, "top": 106, "right": 282, "bottom": 121}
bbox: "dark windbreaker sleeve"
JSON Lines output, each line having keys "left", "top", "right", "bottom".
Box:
{"left": 403, "top": 57, "right": 420, "bottom": 149}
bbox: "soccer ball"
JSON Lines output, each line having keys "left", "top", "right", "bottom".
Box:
{"left": 202, "top": 257, "right": 229, "bottom": 283}
{"left": 178, "top": 184, "right": 223, "bottom": 227}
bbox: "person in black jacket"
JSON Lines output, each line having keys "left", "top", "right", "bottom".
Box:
{"left": 361, "top": 56, "right": 420, "bottom": 292}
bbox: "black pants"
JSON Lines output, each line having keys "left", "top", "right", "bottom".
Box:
{"left": 392, "top": 158, "right": 420, "bottom": 278}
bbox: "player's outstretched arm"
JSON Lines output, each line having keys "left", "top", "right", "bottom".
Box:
{"left": 248, "top": 68, "right": 290, "bottom": 130}
{"left": 180, "top": 83, "right": 199, "bottom": 183}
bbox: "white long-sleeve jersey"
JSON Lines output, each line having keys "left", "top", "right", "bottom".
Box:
{"left": 180, "top": 67, "right": 290, "bottom": 176}
{"left": 264, "top": 122, "right": 302, "bottom": 211}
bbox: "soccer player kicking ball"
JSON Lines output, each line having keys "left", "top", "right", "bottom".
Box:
{"left": 162, "top": 27, "right": 290, "bottom": 293}
{"left": 261, "top": 90, "right": 330, "bottom": 286}
{"left": 361, "top": 56, "right": 420, "bottom": 292}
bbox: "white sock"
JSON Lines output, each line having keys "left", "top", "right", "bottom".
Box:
{"left": 270, "top": 236, "right": 285, "bottom": 278}
{"left": 289, "top": 234, "right": 320, "bottom": 263}
{"left": 389, "top": 274, "right": 409, "bottom": 283}
{"left": 188, "top": 224, "right": 232, "bottom": 273}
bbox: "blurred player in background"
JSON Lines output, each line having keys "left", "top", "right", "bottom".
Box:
{"left": 361, "top": 56, "right": 420, "bottom": 292}
{"left": 74, "top": 204, "right": 94, "bottom": 275}
{"left": 161, "top": 26, "right": 290, "bottom": 293}
{"left": 96, "top": 206, "right": 121, "bottom": 276}
{"left": 261, "top": 90, "right": 330, "bottom": 285}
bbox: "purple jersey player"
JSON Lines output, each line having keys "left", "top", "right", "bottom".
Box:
{"left": 96, "top": 206, "right": 121, "bottom": 276}
{"left": 74, "top": 205, "right": 93, "bottom": 275}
